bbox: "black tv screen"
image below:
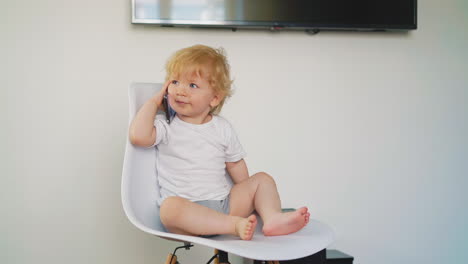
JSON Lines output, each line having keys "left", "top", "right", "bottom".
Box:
{"left": 132, "top": 0, "right": 417, "bottom": 31}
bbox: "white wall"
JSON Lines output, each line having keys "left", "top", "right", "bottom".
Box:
{"left": 2, "top": 1, "right": 467, "bottom": 264}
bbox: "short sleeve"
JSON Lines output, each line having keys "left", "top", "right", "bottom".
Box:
{"left": 149, "top": 114, "right": 169, "bottom": 147}
{"left": 224, "top": 121, "right": 247, "bottom": 162}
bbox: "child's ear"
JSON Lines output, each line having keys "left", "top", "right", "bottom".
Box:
{"left": 210, "top": 93, "right": 223, "bottom": 108}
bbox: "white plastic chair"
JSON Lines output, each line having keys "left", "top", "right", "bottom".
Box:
{"left": 121, "top": 82, "right": 335, "bottom": 263}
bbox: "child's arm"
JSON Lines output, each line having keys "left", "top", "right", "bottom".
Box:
{"left": 129, "top": 81, "right": 169, "bottom": 147}
{"left": 226, "top": 159, "right": 250, "bottom": 184}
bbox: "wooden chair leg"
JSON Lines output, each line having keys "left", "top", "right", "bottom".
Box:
{"left": 165, "top": 253, "right": 177, "bottom": 264}
{"left": 214, "top": 249, "right": 219, "bottom": 264}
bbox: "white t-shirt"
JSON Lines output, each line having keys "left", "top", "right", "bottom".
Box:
{"left": 151, "top": 114, "right": 246, "bottom": 205}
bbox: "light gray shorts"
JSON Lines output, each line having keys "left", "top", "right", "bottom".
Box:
{"left": 194, "top": 196, "right": 230, "bottom": 215}
{"left": 158, "top": 196, "right": 231, "bottom": 235}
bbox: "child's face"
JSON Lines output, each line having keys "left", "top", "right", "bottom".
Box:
{"left": 167, "top": 67, "right": 221, "bottom": 123}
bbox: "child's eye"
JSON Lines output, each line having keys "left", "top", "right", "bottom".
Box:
{"left": 171, "top": 80, "right": 179, "bottom": 85}
{"left": 189, "top": 83, "right": 199, "bottom": 89}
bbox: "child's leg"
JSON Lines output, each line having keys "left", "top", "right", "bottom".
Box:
{"left": 229, "top": 172, "right": 310, "bottom": 236}
{"left": 159, "top": 196, "right": 257, "bottom": 240}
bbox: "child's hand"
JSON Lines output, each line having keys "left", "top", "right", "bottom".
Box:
{"left": 151, "top": 80, "right": 171, "bottom": 108}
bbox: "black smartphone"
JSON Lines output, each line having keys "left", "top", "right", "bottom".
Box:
{"left": 162, "top": 92, "right": 176, "bottom": 124}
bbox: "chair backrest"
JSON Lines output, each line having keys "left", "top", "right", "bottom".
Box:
{"left": 121, "top": 82, "right": 166, "bottom": 232}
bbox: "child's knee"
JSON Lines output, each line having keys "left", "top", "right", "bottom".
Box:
{"left": 254, "top": 172, "right": 275, "bottom": 184}
{"left": 160, "top": 196, "right": 184, "bottom": 226}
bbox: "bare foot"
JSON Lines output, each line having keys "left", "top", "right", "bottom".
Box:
{"left": 235, "top": 215, "right": 257, "bottom": 240}
{"left": 262, "top": 207, "right": 310, "bottom": 236}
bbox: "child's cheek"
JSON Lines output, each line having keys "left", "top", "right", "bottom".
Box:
{"left": 167, "top": 86, "right": 175, "bottom": 95}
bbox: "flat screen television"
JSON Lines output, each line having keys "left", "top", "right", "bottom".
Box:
{"left": 132, "top": 0, "right": 417, "bottom": 32}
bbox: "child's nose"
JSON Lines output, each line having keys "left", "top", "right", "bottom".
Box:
{"left": 175, "top": 85, "right": 188, "bottom": 96}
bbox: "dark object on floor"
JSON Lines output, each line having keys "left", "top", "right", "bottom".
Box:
{"left": 326, "top": 249, "right": 354, "bottom": 264}
{"left": 253, "top": 249, "right": 353, "bottom": 264}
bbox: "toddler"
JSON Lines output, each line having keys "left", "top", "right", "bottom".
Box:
{"left": 129, "top": 45, "right": 309, "bottom": 240}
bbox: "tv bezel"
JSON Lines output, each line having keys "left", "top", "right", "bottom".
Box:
{"left": 131, "top": 0, "right": 417, "bottom": 31}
